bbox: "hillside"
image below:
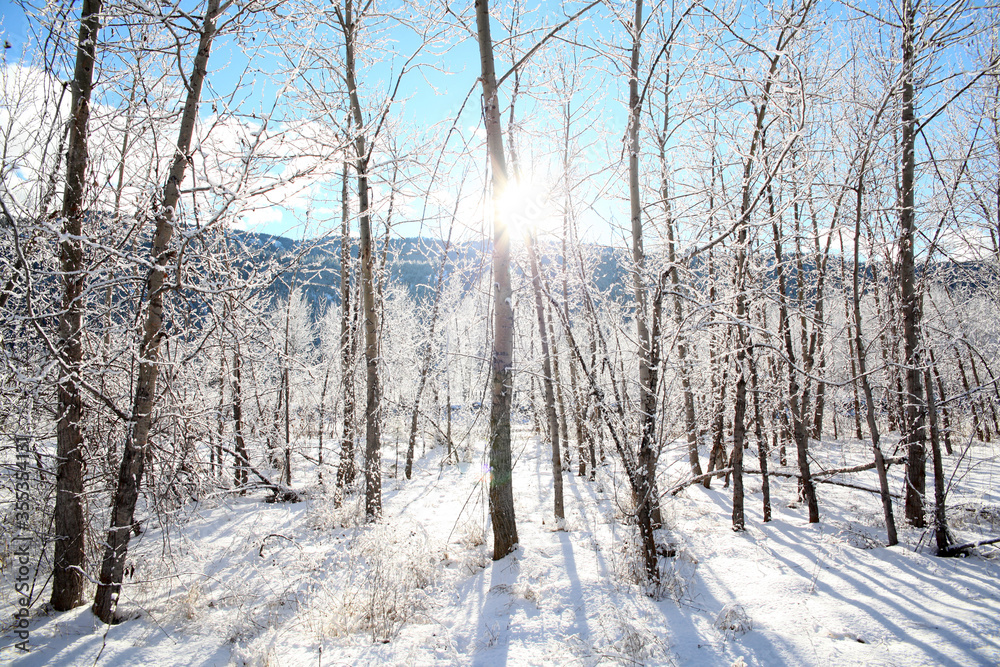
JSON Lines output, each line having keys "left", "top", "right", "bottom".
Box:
{"left": 5, "top": 431, "right": 999, "bottom": 666}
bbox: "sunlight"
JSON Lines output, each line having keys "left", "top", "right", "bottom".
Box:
{"left": 496, "top": 176, "right": 560, "bottom": 240}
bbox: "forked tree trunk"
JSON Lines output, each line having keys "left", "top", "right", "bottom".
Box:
{"left": 339, "top": 0, "right": 382, "bottom": 520}
{"left": 93, "top": 0, "right": 222, "bottom": 624}
{"left": 52, "top": 0, "right": 101, "bottom": 612}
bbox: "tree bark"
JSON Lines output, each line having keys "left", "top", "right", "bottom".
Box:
{"left": 93, "top": 0, "right": 221, "bottom": 624}
{"left": 336, "top": 162, "right": 356, "bottom": 490}
{"left": 476, "top": 0, "right": 518, "bottom": 559}
{"left": 52, "top": 0, "right": 101, "bottom": 612}
{"left": 339, "top": 0, "right": 382, "bottom": 520}
{"left": 527, "top": 233, "right": 564, "bottom": 520}
{"left": 900, "top": 0, "right": 927, "bottom": 527}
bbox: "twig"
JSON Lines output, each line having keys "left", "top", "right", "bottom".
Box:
{"left": 259, "top": 533, "right": 296, "bottom": 557}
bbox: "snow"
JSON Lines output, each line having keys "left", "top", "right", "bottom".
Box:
{"left": 4, "top": 432, "right": 1000, "bottom": 666}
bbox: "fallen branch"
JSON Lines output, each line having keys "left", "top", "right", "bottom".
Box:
{"left": 218, "top": 445, "right": 301, "bottom": 502}
{"left": 813, "top": 456, "right": 906, "bottom": 479}
{"left": 667, "top": 468, "right": 734, "bottom": 496}
{"left": 941, "top": 535, "right": 1000, "bottom": 557}
{"left": 666, "top": 466, "right": 902, "bottom": 499}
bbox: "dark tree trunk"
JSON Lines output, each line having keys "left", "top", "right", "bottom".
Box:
{"left": 336, "top": 162, "right": 356, "bottom": 490}
{"left": 52, "top": 0, "right": 101, "bottom": 612}
{"left": 93, "top": 0, "right": 221, "bottom": 624}
{"left": 900, "top": 0, "right": 927, "bottom": 528}
{"left": 926, "top": 367, "right": 952, "bottom": 554}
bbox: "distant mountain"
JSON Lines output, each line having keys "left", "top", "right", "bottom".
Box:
{"left": 226, "top": 230, "right": 998, "bottom": 318}
{"left": 229, "top": 230, "right": 632, "bottom": 314}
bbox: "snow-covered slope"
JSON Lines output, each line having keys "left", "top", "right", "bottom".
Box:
{"left": 4, "top": 432, "right": 1000, "bottom": 666}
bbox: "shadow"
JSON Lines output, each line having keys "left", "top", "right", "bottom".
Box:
{"left": 471, "top": 553, "right": 521, "bottom": 667}
{"left": 762, "top": 519, "right": 1000, "bottom": 664}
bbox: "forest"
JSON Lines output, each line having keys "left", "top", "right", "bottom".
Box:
{"left": 1, "top": 0, "right": 999, "bottom": 664}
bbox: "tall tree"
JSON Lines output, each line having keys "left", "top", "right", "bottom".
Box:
{"left": 899, "top": 0, "right": 927, "bottom": 527}
{"left": 93, "top": 0, "right": 223, "bottom": 623}
{"left": 337, "top": 0, "right": 383, "bottom": 522}
{"left": 51, "top": 0, "right": 101, "bottom": 612}
{"left": 475, "top": 0, "right": 518, "bottom": 559}
{"left": 626, "top": 0, "right": 664, "bottom": 537}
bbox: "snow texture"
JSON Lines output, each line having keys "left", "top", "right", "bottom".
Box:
{"left": 3, "top": 432, "right": 1000, "bottom": 666}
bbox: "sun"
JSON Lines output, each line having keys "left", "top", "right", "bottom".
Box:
{"left": 496, "top": 176, "right": 559, "bottom": 240}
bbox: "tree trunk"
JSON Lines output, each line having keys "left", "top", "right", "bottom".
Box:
{"left": 925, "top": 367, "right": 952, "bottom": 554}
{"left": 851, "top": 157, "right": 898, "bottom": 547}
{"left": 233, "top": 340, "right": 248, "bottom": 490}
{"left": 340, "top": 0, "right": 382, "bottom": 520}
{"left": 900, "top": 0, "right": 927, "bottom": 528}
{"left": 548, "top": 300, "right": 571, "bottom": 470}
{"left": 928, "top": 348, "right": 952, "bottom": 454}
{"left": 93, "top": 0, "right": 221, "bottom": 624}
{"left": 52, "top": 0, "right": 101, "bottom": 612}
{"left": 475, "top": 0, "right": 518, "bottom": 559}
{"left": 337, "top": 162, "right": 356, "bottom": 490}
{"left": 282, "top": 288, "right": 293, "bottom": 487}
{"left": 317, "top": 366, "right": 330, "bottom": 482}
{"left": 748, "top": 331, "right": 771, "bottom": 522}
{"left": 527, "top": 233, "right": 565, "bottom": 520}
{"left": 626, "top": 0, "right": 663, "bottom": 544}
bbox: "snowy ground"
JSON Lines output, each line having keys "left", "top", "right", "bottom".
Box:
{"left": 3, "top": 429, "right": 1000, "bottom": 666}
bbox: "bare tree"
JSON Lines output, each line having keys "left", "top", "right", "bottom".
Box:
{"left": 51, "top": 0, "right": 101, "bottom": 612}
{"left": 93, "top": 0, "right": 224, "bottom": 623}
{"left": 476, "top": 0, "right": 519, "bottom": 559}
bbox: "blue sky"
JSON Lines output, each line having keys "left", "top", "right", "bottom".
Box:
{"left": 1, "top": 0, "right": 638, "bottom": 247}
